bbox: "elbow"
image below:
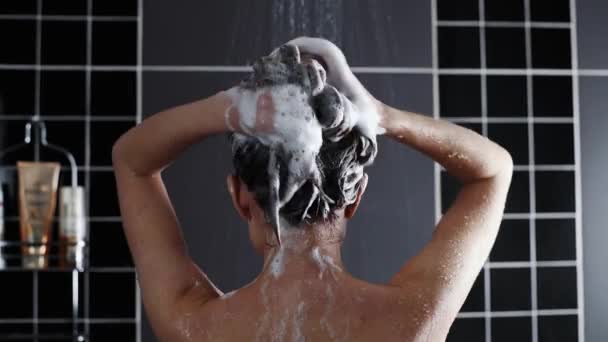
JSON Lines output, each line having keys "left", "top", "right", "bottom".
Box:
{"left": 494, "top": 148, "right": 514, "bottom": 183}
{"left": 111, "top": 133, "right": 129, "bottom": 169}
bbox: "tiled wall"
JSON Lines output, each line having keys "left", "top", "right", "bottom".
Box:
{"left": 436, "top": 0, "right": 582, "bottom": 341}
{"left": 0, "top": 0, "right": 140, "bottom": 340}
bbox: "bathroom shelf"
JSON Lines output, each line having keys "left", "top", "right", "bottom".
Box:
{"left": 0, "top": 240, "right": 88, "bottom": 271}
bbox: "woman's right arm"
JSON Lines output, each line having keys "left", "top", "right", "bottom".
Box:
{"left": 380, "top": 103, "right": 513, "bottom": 338}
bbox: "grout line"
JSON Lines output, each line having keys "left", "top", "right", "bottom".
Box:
{"left": 437, "top": 20, "right": 572, "bottom": 29}
{"left": 524, "top": 2, "right": 540, "bottom": 342}
{"left": 478, "top": 0, "right": 492, "bottom": 340}
{"left": 488, "top": 260, "right": 577, "bottom": 268}
{"left": 0, "top": 115, "right": 137, "bottom": 121}
{"left": 569, "top": 0, "right": 586, "bottom": 340}
{"left": 2, "top": 64, "right": 608, "bottom": 76}
{"left": 444, "top": 116, "right": 574, "bottom": 123}
{"left": 84, "top": 0, "right": 93, "bottom": 337}
{"left": 136, "top": 0, "right": 144, "bottom": 340}
{"left": 431, "top": 0, "right": 442, "bottom": 225}
{"left": 0, "top": 318, "right": 138, "bottom": 324}
{"left": 503, "top": 212, "right": 576, "bottom": 219}
{"left": 458, "top": 309, "right": 579, "bottom": 318}
{"left": 0, "top": 14, "right": 138, "bottom": 21}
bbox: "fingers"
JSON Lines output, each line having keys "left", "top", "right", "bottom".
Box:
{"left": 302, "top": 59, "right": 326, "bottom": 96}
{"left": 287, "top": 36, "right": 349, "bottom": 77}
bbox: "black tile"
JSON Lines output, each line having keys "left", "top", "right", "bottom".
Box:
{"left": 42, "top": 0, "right": 87, "bottom": 15}
{"left": 0, "top": 272, "right": 33, "bottom": 318}
{"left": 89, "top": 171, "right": 120, "bottom": 217}
{"left": 531, "top": 0, "right": 570, "bottom": 22}
{"left": 538, "top": 315, "right": 578, "bottom": 342}
{"left": 91, "top": 71, "right": 136, "bottom": 116}
{"left": 461, "top": 271, "right": 485, "bottom": 312}
{"left": 439, "top": 75, "right": 482, "bottom": 117}
{"left": 92, "top": 21, "right": 137, "bottom": 65}
{"left": 41, "top": 20, "right": 87, "bottom": 65}
{"left": 93, "top": 0, "right": 138, "bottom": 16}
{"left": 533, "top": 76, "right": 573, "bottom": 117}
{"left": 437, "top": 0, "right": 479, "bottom": 20}
{"left": 0, "top": 70, "right": 35, "bottom": 114}
{"left": 535, "top": 171, "right": 575, "bottom": 212}
{"left": 534, "top": 123, "right": 574, "bottom": 164}
{"left": 446, "top": 318, "right": 485, "bottom": 342}
{"left": 490, "top": 219, "right": 530, "bottom": 261}
{"left": 459, "top": 123, "right": 483, "bottom": 135}
{"left": 40, "top": 71, "right": 86, "bottom": 115}
{"left": 90, "top": 272, "right": 135, "bottom": 318}
{"left": 89, "top": 221, "right": 133, "bottom": 267}
{"left": 487, "top": 76, "right": 528, "bottom": 117}
{"left": 487, "top": 123, "right": 529, "bottom": 165}
{"left": 0, "top": 1, "right": 36, "bottom": 14}
{"left": 505, "top": 171, "right": 530, "bottom": 213}
{"left": 438, "top": 27, "right": 481, "bottom": 68}
{"left": 538, "top": 267, "right": 578, "bottom": 309}
{"left": 492, "top": 316, "right": 532, "bottom": 342}
{"left": 0, "top": 20, "right": 36, "bottom": 64}
{"left": 485, "top": 27, "right": 527, "bottom": 68}
{"left": 441, "top": 171, "right": 461, "bottom": 214}
{"left": 38, "top": 271, "right": 74, "bottom": 318}
{"left": 491, "top": 268, "right": 531, "bottom": 310}
{"left": 532, "top": 28, "right": 572, "bottom": 69}
{"left": 42, "top": 121, "right": 86, "bottom": 165}
{"left": 90, "top": 121, "right": 135, "bottom": 165}
{"left": 485, "top": 0, "right": 525, "bottom": 21}
{"left": 536, "top": 219, "right": 576, "bottom": 261}
{"left": 90, "top": 323, "right": 136, "bottom": 340}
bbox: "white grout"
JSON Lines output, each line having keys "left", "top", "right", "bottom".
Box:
{"left": 438, "top": 20, "right": 572, "bottom": 29}
{"left": 458, "top": 308, "right": 579, "bottom": 318}
{"left": 84, "top": 0, "right": 93, "bottom": 337}
{"left": 569, "top": 0, "right": 586, "bottom": 340}
{"left": 445, "top": 116, "right": 574, "bottom": 123}
{"left": 136, "top": 1, "right": 144, "bottom": 340}
{"left": 0, "top": 14, "right": 138, "bottom": 21}
{"left": 488, "top": 261, "right": 577, "bottom": 268}
{"left": 0, "top": 318, "right": 137, "bottom": 324}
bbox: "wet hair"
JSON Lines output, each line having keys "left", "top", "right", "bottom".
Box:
{"left": 230, "top": 44, "right": 378, "bottom": 228}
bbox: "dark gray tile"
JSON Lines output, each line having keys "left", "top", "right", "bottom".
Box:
{"left": 506, "top": 171, "right": 530, "bottom": 213}
{"left": 38, "top": 271, "right": 74, "bottom": 318}
{"left": 40, "top": 71, "right": 86, "bottom": 115}
{"left": 538, "top": 267, "right": 578, "bottom": 309}
{"left": 485, "top": 0, "right": 525, "bottom": 21}
{"left": 577, "top": 0, "right": 608, "bottom": 68}
{"left": 41, "top": 20, "right": 87, "bottom": 65}
{"left": 535, "top": 171, "right": 575, "bottom": 212}
{"left": 90, "top": 121, "right": 136, "bottom": 166}
{"left": 93, "top": 0, "right": 138, "bottom": 16}
{"left": 89, "top": 171, "right": 120, "bottom": 217}
{"left": 0, "top": 323, "right": 33, "bottom": 335}
{"left": 0, "top": 271, "right": 33, "bottom": 318}
{"left": 532, "top": 28, "right": 572, "bottom": 69}
{"left": 92, "top": 21, "right": 137, "bottom": 65}
{"left": 42, "top": 0, "right": 87, "bottom": 15}
{"left": 487, "top": 123, "right": 529, "bottom": 165}
{"left": 0, "top": 70, "right": 35, "bottom": 115}
{"left": 492, "top": 317, "right": 532, "bottom": 342}
{"left": 441, "top": 171, "right": 461, "bottom": 214}
{"left": 143, "top": 0, "right": 431, "bottom": 67}
{"left": 438, "top": 26, "right": 481, "bottom": 68}
{"left": 538, "top": 315, "right": 578, "bottom": 342}
{"left": 89, "top": 221, "right": 133, "bottom": 267}
{"left": 530, "top": 0, "right": 570, "bottom": 22}
{"left": 0, "top": 20, "right": 36, "bottom": 64}
{"left": 356, "top": 74, "right": 433, "bottom": 114}
{"left": 487, "top": 76, "right": 528, "bottom": 117}
{"left": 90, "top": 272, "right": 135, "bottom": 318}
{"left": 461, "top": 271, "right": 485, "bottom": 312}
{"left": 446, "top": 318, "right": 485, "bottom": 342}
{"left": 0, "top": 1, "right": 36, "bottom": 14}
{"left": 91, "top": 71, "right": 136, "bottom": 116}
{"left": 534, "top": 123, "right": 574, "bottom": 164}
{"left": 439, "top": 75, "right": 482, "bottom": 117}
{"left": 438, "top": 0, "right": 478, "bottom": 20}
{"left": 490, "top": 219, "right": 530, "bottom": 262}
{"left": 536, "top": 219, "right": 576, "bottom": 261}
{"left": 90, "top": 323, "right": 136, "bottom": 340}
{"left": 485, "top": 27, "right": 527, "bottom": 68}
{"left": 533, "top": 76, "right": 573, "bottom": 117}
{"left": 491, "top": 268, "right": 532, "bottom": 311}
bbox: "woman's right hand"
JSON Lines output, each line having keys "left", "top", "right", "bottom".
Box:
{"left": 287, "top": 37, "right": 385, "bottom": 137}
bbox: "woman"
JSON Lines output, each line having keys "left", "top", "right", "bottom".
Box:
{"left": 112, "top": 37, "right": 513, "bottom": 341}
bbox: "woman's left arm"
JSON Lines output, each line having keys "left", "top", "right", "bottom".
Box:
{"left": 111, "top": 91, "right": 232, "bottom": 331}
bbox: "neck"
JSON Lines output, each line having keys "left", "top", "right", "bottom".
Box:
{"left": 260, "top": 225, "right": 346, "bottom": 281}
